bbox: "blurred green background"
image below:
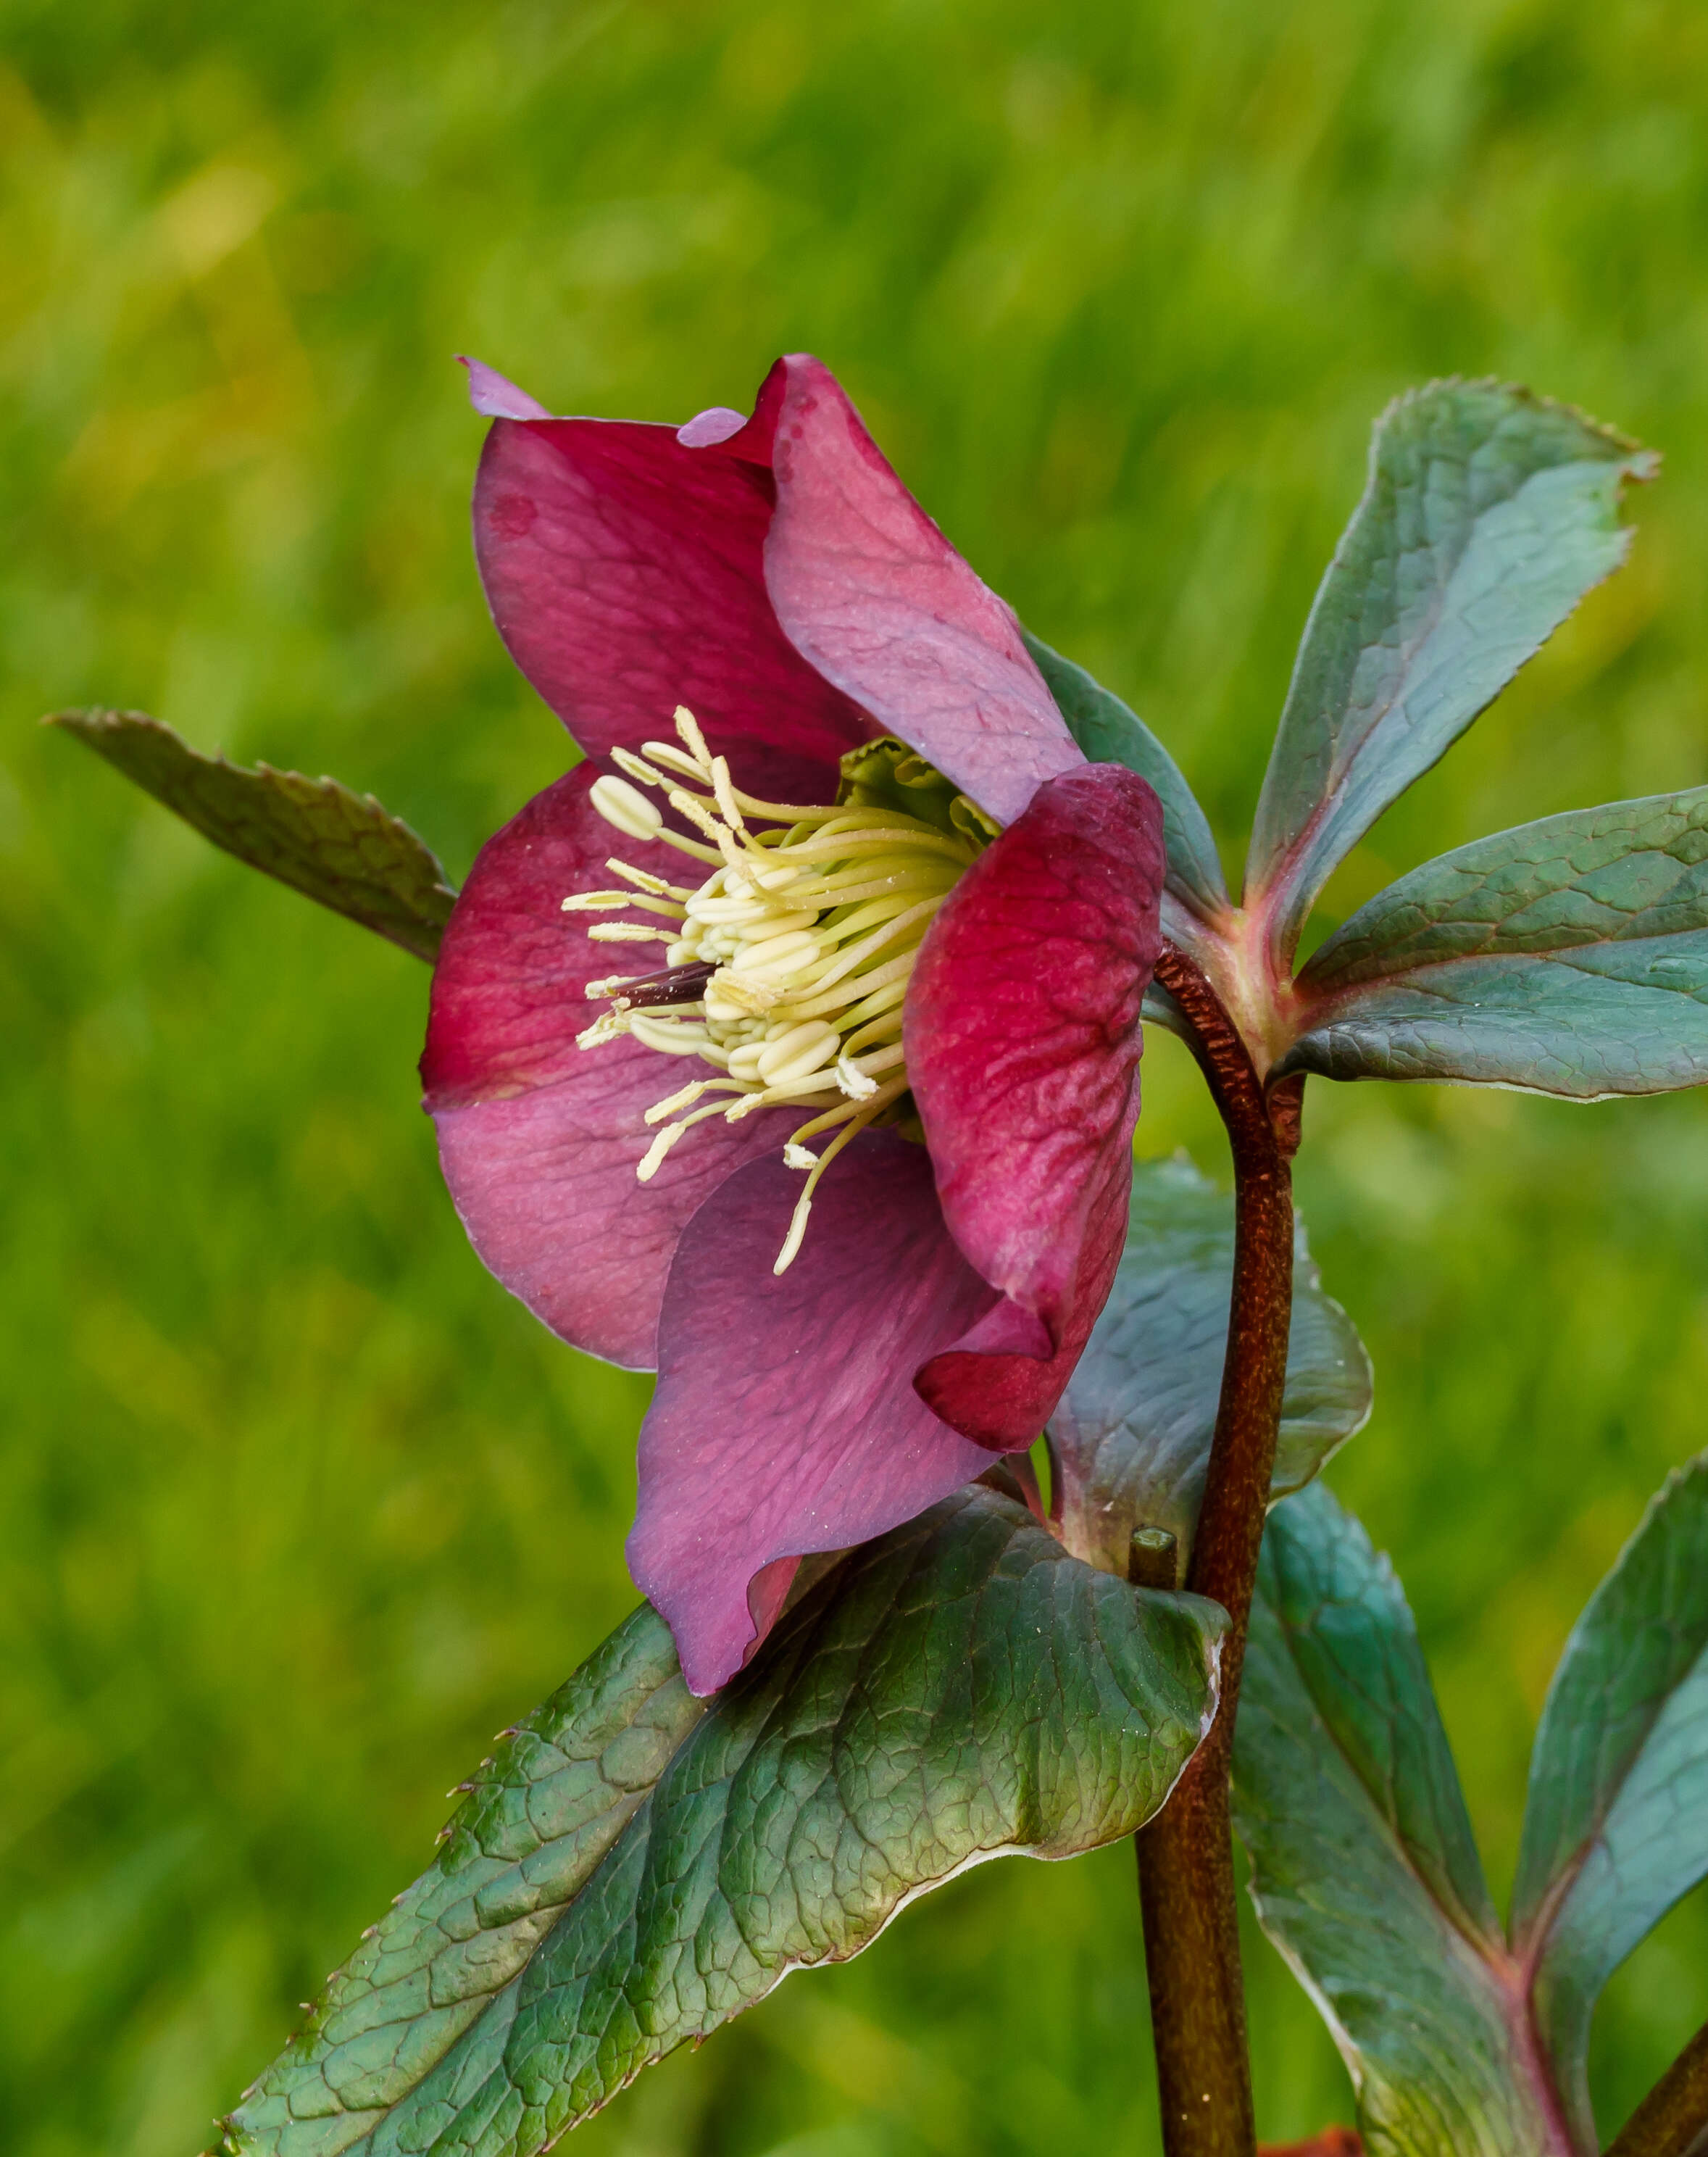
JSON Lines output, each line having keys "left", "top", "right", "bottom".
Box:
{"left": 7, "top": 0, "right": 1708, "bottom": 2150}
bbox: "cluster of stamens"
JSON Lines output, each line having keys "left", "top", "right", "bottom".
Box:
{"left": 567, "top": 706, "right": 993, "bottom": 1273}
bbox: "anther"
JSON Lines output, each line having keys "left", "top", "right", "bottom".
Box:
{"left": 757, "top": 1021, "right": 840, "bottom": 1086}
{"left": 667, "top": 786, "right": 725, "bottom": 842}
{"left": 577, "top": 1011, "right": 630, "bottom": 1049}
{"left": 640, "top": 740, "right": 708, "bottom": 781}
{"left": 630, "top": 1014, "right": 712, "bottom": 1056}
{"left": 836, "top": 1055, "right": 879, "bottom": 1099}
{"left": 610, "top": 747, "right": 666, "bottom": 789}
{"left": 711, "top": 757, "right": 746, "bottom": 834}
{"left": 673, "top": 705, "right": 712, "bottom": 767}
{"left": 589, "top": 775, "right": 662, "bottom": 841}
{"left": 730, "top": 928, "right": 819, "bottom": 977}
{"left": 607, "top": 859, "right": 689, "bottom": 899}
{"left": 644, "top": 1080, "right": 712, "bottom": 1124}
{"left": 636, "top": 1123, "right": 686, "bottom": 1181}
{"left": 773, "top": 1196, "right": 813, "bottom": 1275}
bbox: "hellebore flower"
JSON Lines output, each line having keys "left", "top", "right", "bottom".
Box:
{"left": 422, "top": 353, "right": 1165, "bottom": 1692}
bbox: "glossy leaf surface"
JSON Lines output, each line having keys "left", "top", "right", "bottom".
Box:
{"left": 1234, "top": 1484, "right": 1572, "bottom": 2157}
{"left": 51, "top": 707, "right": 457, "bottom": 962}
{"left": 221, "top": 1487, "right": 1225, "bottom": 2157}
{"left": 1047, "top": 1158, "right": 1371, "bottom": 1574}
{"left": 1512, "top": 1453, "right": 1708, "bottom": 2150}
{"left": 1281, "top": 790, "right": 1708, "bottom": 1097}
{"left": 1022, "top": 629, "right": 1230, "bottom": 937}
{"left": 1246, "top": 382, "right": 1654, "bottom": 963}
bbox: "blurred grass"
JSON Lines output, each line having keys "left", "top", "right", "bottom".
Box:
{"left": 5, "top": 0, "right": 1708, "bottom": 2149}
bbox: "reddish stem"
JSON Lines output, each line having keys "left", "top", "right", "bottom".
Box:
{"left": 1134, "top": 944, "right": 1296, "bottom": 2157}
{"left": 1605, "top": 2019, "right": 1708, "bottom": 2157}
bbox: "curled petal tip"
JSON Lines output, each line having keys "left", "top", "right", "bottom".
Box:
{"left": 459, "top": 356, "right": 551, "bottom": 421}
{"left": 677, "top": 405, "right": 749, "bottom": 449}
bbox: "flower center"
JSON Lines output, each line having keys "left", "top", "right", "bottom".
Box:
{"left": 567, "top": 706, "right": 995, "bottom": 1273}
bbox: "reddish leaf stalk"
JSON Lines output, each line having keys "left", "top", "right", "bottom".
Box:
{"left": 1134, "top": 944, "right": 1296, "bottom": 2157}
{"left": 1605, "top": 2018, "right": 1708, "bottom": 2157}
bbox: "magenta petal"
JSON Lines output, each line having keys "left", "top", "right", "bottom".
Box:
{"left": 907, "top": 765, "right": 1165, "bottom": 1447}
{"left": 763, "top": 355, "right": 1083, "bottom": 826}
{"left": 629, "top": 1129, "right": 999, "bottom": 1695}
{"left": 421, "top": 765, "right": 791, "bottom": 1369}
{"left": 472, "top": 364, "right": 873, "bottom": 795}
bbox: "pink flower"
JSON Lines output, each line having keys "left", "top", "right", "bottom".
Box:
{"left": 422, "top": 354, "right": 1165, "bottom": 1692}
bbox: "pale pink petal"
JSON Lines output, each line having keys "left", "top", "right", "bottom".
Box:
{"left": 459, "top": 356, "right": 551, "bottom": 421}
{"left": 629, "top": 1129, "right": 998, "bottom": 1694}
{"left": 676, "top": 405, "right": 747, "bottom": 448}
{"left": 763, "top": 354, "right": 1083, "bottom": 826}
{"left": 421, "top": 766, "right": 792, "bottom": 1369}
{"left": 908, "top": 764, "right": 1165, "bottom": 1446}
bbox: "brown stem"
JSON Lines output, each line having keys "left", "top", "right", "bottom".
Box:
{"left": 1605, "top": 2020, "right": 1708, "bottom": 2157}
{"left": 1134, "top": 944, "right": 1296, "bottom": 2157}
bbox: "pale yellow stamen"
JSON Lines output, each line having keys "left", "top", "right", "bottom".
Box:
{"left": 587, "top": 923, "right": 675, "bottom": 944}
{"left": 630, "top": 1013, "right": 716, "bottom": 1056}
{"left": 588, "top": 774, "right": 662, "bottom": 841}
{"left": 673, "top": 704, "right": 712, "bottom": 768}
{"left": 607, "top": 858, "right": 691, "bottom": 899}
{"left": 572, "top": 705, "right": 993, "bottom": 1270}
{"left": 644, "top": 1078, "right": 728, "bottom": 1124}
{"left": 576, "top": 1010, "right": 630, "bottom": 1050}
{"left": 710, "top": 757, "right": 746, "bottom": 834}
{"left": 756, "top": 1021, "right": 840, "bottom": 1085}
{"left": 836, "top": 1056, "right": 880, "bottom": 1100}
{"left": 564, "top": 890, "right": 687, "bottom": 920}
{"left": 771, "top": 1089, "right": 904, "bottom": 1276}
{"left": 640, "top": 740, "right": 711, "bottom": 783}
{"left": 610, "top": 747, "right": 665, "bottom": 788}
{"left": 704, "top": 973, "right": 783, "bottom": 1019}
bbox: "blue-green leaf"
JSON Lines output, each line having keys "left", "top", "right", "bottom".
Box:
{"left": 1280, "top": 791, "right": 1708, "bottom": 1097}
{"left": 1245, "top": 381, "right": 1654, "bottom": 964}
{"left": 1234, "top": 1484, "right": 1571, "bottom": 2157}
{"left": 1047, "top": 1158, "right": 1372, "bottom": 1575}
{"left": 1022, "top": 629, "right": 1230, "bottom": 939}
{"left": 49, "top": 707, "right": 457, "bottom": 963}
{"left": 1512, "top": 1453, "right": 1708, "bottom": 2151}
{"left": 220, "top": 1486, "right": 1225, "bottom": 2157}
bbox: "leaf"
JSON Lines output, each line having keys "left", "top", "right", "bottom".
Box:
{"left": 1047, "top": 1157, "right": 1372, "bottom": 1575}
{"left": 1511, "top": 1452, "right": 1708, "bottom": 2152}
{"left": 219, "top": 1485, "right": 1225, "bottom": 2157}
{"left": 1257, "top": 2135, "right": 1364, "bottom": 2157}
{"left": 1233, "top": 1484, "right": 1570, "bottom": 2157}
{"left": 1022, "top": 628, "right": 1230, "bottom": 939}
{"left": 1279, "top": 790, "right": 1708, "bottom": 1097}
{"left": 49, "top": 707, "right": 457, "bottom": 963}
{"left": 1245, "top": 381, "right": 1655, "bottom": 964}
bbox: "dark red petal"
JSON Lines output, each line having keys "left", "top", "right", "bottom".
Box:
{"left": 470, "top": 357, "right": 871, "bottom": 797}
{"left": 907, "top": 764, "right": 1165, "bottom": 1447}
{"left": 763, "top": 355, "right": 1083, "bottom": 827}
{"left": 628, "top": 1129, "right": 998, "bottom": 1695}
{"left": 421, "top": 765, "right": 791, "bottom": 1370}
